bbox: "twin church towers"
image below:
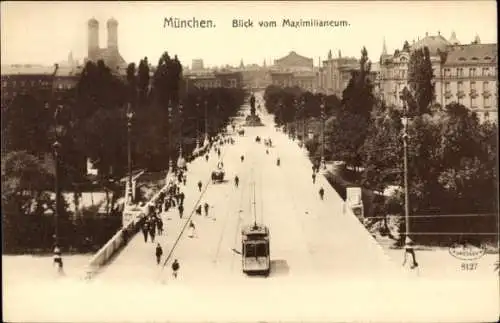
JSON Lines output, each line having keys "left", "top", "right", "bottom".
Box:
{"left": 86, "top": 17, "right": 126, "bottom": 69}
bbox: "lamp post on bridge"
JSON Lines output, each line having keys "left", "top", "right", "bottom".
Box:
{"left": 293, "top": 98, "right": 298, "bottom": 140}
{"left": 168, "top": 100, "right": 174, "bottom": 173}
{"left": 177, "top": 102, "right": 186, "bottom": 170}
{"left": 126, "top": 103, "right": 134, "bottom": 205}
{"left": 301, "top": 98, "right": 306, "bottom": 145}
{"left": 204, "top": 99, "right": 209, "bottom": 147}
{"left": 53, "top": 104, "right": 66, "bottom": 272}
{"left": 401, "top": 103, "right": 411, "bottom": 246}
{"left": 401, "top": 99, "right": 418, "bottom": 269}
{"left": 320, "top": 98, "right": 326, "bottom": 170}
{"left": 195, "top": 100, "right": 200, "bottom": 150}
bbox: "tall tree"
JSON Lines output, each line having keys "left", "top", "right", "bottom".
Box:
{"left": 137, "top": 57, "right": 150, "bottom": 105}
{"left": 2, "top": 94, "right": 51, "bottom": 155}
{"left": 126, "top": 62, "right": 137, "bottom": 105}
{"left": 407, "top": 46, "right": 434, "bottom": 116}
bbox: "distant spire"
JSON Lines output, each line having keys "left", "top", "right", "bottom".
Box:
{"left": 473, "top": 34, "right": 481, "bottom": 44}
{"left": 338, "top": 50, "right": 342, "bottom": 58}
{"left": 263, "top": 58, "right": 266, "bottom": 67}
{"left": 382, "top": 38, "right": 388, "bottom": 56}
{"left": 240, "top": 59, "right": 244, "bottom": 68}
{"left": 449, "top": 31, "right": 460, "bottom": 45}
{"left": 328, "top": 49, "right": 332, "bottom": 60}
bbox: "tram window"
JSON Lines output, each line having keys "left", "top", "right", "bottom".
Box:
{"left": 244, "top": 243, "right": 268, "bottom": 257}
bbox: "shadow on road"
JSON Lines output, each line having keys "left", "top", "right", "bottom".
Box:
{"left": 269, "top": 259, "right": 290, "bottom": 277}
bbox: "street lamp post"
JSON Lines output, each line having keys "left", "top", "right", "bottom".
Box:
{"left": 204, "top": 100, "right": 209, "bottom": 146}
{"left": 293, "top": 99, "right": 298, "bottom": 140}
{"left": 401, "top": 107, "right": 411, "bottom": 245}
{"left": 126, "top": 104, "right": 134, "bottom": 205}
{"left": 195, "top": 101, "right": 200, "bottom": 150}
{"left": 320, "top": 98, "right": 326, "bottom": 170}
{"left": 53, "top": 104, "right": 65, "bottom": 270}
{"left": 301, "top": 98, "right": 306, "bottom": 145}
{"left": 168, "top": 100, "right": 173, "bottom": 173}
{"left": 177, "top": 102, "right": 185, "bottom": 169}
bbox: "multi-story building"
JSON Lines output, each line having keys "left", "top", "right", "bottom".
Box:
{"left": 1, "top": 64, "right": 81, "bottom": 108}
{"left": 379, "top": 32, "right": 497, "bottom": 122}
{"left": 191, "top": 59, "right": 204, "bottom": 71}
{"left": 184, "top": 70, "right": 242, "bottom": 90}
{"left": 317, "top": 49, "right": 379, "bottom": 97}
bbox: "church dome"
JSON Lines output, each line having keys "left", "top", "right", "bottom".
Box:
{"left": 411, "top": 33, "right": 451, "bottom": 55}
{"left": 107, "top": 17, "right": 118, "bottom": 26}
{"left": 88, "top": 17, "right": 98, "bottom": 26}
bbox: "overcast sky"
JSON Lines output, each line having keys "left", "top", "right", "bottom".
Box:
{"left": 1, "top": 1, "right": 497, "bottom": 68}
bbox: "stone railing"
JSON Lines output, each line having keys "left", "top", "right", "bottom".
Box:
{"left": 84, "top": 174, "right": 176, "bottom": 279}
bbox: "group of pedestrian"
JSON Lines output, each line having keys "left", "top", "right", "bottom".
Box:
{"left": 142, "top": 213, "right": 163, "bottom": 243}
{"left": 195, "top": 202, "right": 210, "bottom": 217}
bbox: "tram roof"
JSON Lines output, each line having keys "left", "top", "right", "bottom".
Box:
{"left": 242, "top": 224, "right": 269, "bottom": 235}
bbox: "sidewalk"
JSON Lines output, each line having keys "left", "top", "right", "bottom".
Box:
{"left": 94, "top": 143, "right": 230, "bottom": 282}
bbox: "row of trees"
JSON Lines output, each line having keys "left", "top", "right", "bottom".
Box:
{"left": 264, "top": 45, "right": 498, "bottom": 244}
{"left": 2, "top": 52, "right": 245, "bottom": 253}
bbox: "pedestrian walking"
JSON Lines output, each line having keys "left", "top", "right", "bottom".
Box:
{"left": 183, "top": 175, "right": 187, "bottom": 186}
{"left": 197, "top": 180, "right": 202, "bottom": 192}
{"left": 157, "top": 217, "right": 163, "bottom": 236}
{"left": 155, "top": 243, "right": 163, "bottom": 265}
{"left": 178, "top": 204, "right": 184, "bottom": 219}
{"left": 204, "top": 202, "right": 209, "bottom": 217}
{"left": 196, "top": 205, "right": 202, "bottom": 216}
{"left": 149, "top": 220, "right": 156, "bottom": 243}
{"left": 312, "top": 172, "right": 316, "bottom": 184}
{"left": 241, "top": 155, "right": 244, "bottom": 162}
{"left": 205, "top": 154, "right": 209, "bottom": 162}
{"left": 402, "top": 239, "right": 419, "bottom": 269}
{"left": 319, "top": 187, "right": 325, "bottom": 200}
{"left": 234, "top": 175, "right": 239, "bottom": 188}
{"left": 188, "top": 220, "right": 196, "bottom": 238}
{"left": 142, "top": 220, "right": 149, "bottom": 243}
{"left": 179, "top": 191, "right": 185, "bottom": 206}
{"left": 172, "top": 259, "right": 180, "bottom": 279}
{"left": 53, "top": 245, "right": 64, "bottom": 273}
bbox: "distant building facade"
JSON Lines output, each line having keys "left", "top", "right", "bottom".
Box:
{"left": 1, "top": 64, "right": 81, "bottom": 108}
{"left": 184, "top": 70, "right": 243, "bottom": 90}
{"left": 269, "top": 51, "right": 316, "bottom": 91}
{"left": 191, "top": 59, "right": 204, "bottom": 71}
{"left": 379, "top": 32, "right": 497, "bottom": 123}
{"left": 317, "top": 49, "right": 379, "bottom": 97}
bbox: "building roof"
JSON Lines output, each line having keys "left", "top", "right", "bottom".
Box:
{"left": 1, "top": 64, "right": 54, "bottom": 76}
{"left": 275, "top": 51, "right": 313, "bottom": 66}
{"left": 1, "top": 64, "right": 83, "bottom": 77}
{"left": 411, "top": 34, "right": 451, "bottom": 55}
{"left": 444, "top": 43, "right": 497, "bottom": 66}
{"left": 107, "top": 17, "right": 118, "bottom": 25}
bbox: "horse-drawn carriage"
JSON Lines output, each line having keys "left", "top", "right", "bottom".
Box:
{"left": 238, "top": 128, "right": 245, "bottom": 136}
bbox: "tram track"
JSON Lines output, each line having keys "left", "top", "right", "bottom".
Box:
{"left": 157, "top": 146, "right": 231, "bottom": 281}
{"left": 212, "top": 161, "right": 250, "bottom": 266}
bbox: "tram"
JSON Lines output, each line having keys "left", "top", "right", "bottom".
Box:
{"left": 241, "top": 224, "right": 270, "bottom": 276}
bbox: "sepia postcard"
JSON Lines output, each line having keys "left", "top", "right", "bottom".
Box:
{"left": 1, "top": 1, "right": 498, "bottom": 322}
